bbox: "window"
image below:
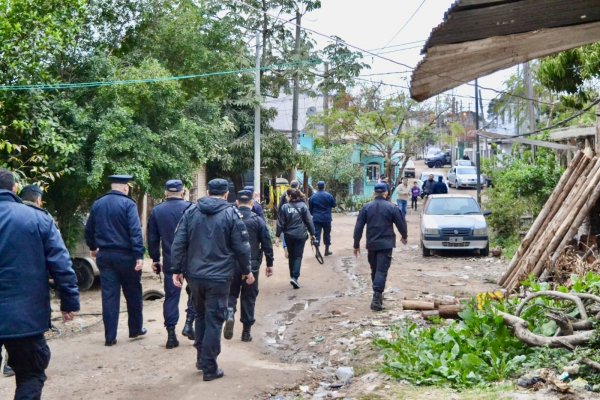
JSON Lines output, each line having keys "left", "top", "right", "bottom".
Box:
{"left": 366, "top": 163, "right": 380, "bottom": 182}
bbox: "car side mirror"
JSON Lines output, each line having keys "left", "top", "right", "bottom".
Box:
{"left": 483, "top": 211, "right": 492, "bottom": 217}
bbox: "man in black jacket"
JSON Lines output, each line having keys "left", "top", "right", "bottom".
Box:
{"left": 224, "top": 190, "right": 274, "bottom": 342}
{"left": 353, "top": 183, "right": 408, "bottom": 311}
{"left": 171, "top": 178, "right": 253, "bottom": 382}
{"left": 432, "top": 176, "right": 448, "bottom": 194}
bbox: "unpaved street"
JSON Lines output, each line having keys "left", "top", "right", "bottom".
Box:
{"left": 1, "top": 203, "right": 510, "bottom": 399}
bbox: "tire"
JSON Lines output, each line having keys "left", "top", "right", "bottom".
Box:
{"left": 448, "top": 181, "right": 453, "bottom": 188}
{"left": 72, "top": 258, "right": 95, "bottom": 291}
{"left": 434, "top": 161, "right": 442, "bottom": 168}
{"left": 480, "top": 243, "right": 490, "bottom": 257}
{"left": 421, "top": 240, "right": 431, "bottom": 257}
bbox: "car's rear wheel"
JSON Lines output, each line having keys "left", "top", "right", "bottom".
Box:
{"left": 72, "top": 258, "right": 95, "bottom": 291}
{"left": 480, "top": 243, "right": 490, "bottom": 257}
{"left": 421, "top": 240, "right": 431, "bottom": 257}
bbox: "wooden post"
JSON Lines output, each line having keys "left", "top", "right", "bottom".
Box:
{"left": 596, "top": 104, "right": 600, "bottom": 154}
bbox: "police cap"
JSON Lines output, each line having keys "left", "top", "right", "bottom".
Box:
{"left": 208, "top": 178, "right": 229, "bottom": 195}
{"left": 374, "top": 182, "right": 388, "bottom": 193}
{"left": 165, "top": 179, "right": 184, "bottom": 192}
{"left": 243, "top": 185, "right": 253, "bottom": 191}
{"left": 108, "top": 175, "right": 134, "bottom": 184}
{"left": 317, "top": 181, "right": 325, "bottom": 189}
{"left": 20, "top": 184, "right": 43, "bottom": 197}
{"left": 237, "top": 189, "right": 253, "bottom": 202}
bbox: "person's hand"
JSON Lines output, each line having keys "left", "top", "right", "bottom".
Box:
{"left": 401, "top": 237, "right": 408, "bottom": 245}
{"left": 173, "top": 274, "right": 184, "bottom": 288}
{"left": 90, "top": 249, "right": 98, "bottom": 258}
{"left": 275, "top": 237, "right": 280, "bottom": 247}
{"left": 62, "top": 311, "right": 75, "bottom": 323}
{"left": 135, "top": 259, "right": 143, "bottom": 271}
{"left": 310, "top": 236, "right": 316, "bottom": 243}
{"left": 265, "top": 266, "right": 274, "bottom": 277}
{"left": 354, "top": 248, "right": 360, "bottom": 257}
{"left": 151, "top": 262, "right": 161, "bottom": 273}
{"left": 244, "top": 274, "right": 256, "bottom": 285}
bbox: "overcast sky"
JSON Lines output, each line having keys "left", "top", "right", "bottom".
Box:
{"left": 305, "top": 0, "right": 516, "bottom": 112}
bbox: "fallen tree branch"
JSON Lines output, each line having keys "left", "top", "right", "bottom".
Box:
{"left": 496, "top": 310, "right": 594, "bottom": 348}
{"left": 581, "top": 358, "right": 600, "bottom": 371}
{"left": 515, "top": 291, "right": 588, "bottom": 320}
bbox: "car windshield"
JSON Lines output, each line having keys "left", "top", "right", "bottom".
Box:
{"left": 456, "top": 167, "right": 476, "bottom": 175}
{"left": 425, "top": 197, "right": 481, "bottom": 215}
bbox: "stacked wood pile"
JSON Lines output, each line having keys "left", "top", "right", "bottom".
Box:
{"left": 401, "top": 299, "right": 464, "bottom": 319}
{"left": 499, "top": 148, "right": 600, "bottom": 291}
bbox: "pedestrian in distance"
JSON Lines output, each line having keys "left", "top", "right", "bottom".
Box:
{"left": 0, "top": 169, "right": 80, "bottom": 399}
{"left": 410, "top": 181, "right": 421, "bottom": 211}
{"left": 147, "top": 179, "right": 197, "bottom": 349}
{"left": 275, "top": 189, "right": 316, "bottom": 289}
{"left": 279, "top": 180, "right": 299, "bottom": 259}
{"left": 378, "top": 174, "right": 392, "bottom": 200}
{"left": 353, "top": 182, "right": 408, "bottom": 311}
{"left": 171, "top": 178, "right": 253, "bottom": 382}
{"left": 224, "top": 190, "right": 274, "bottom": 342}
{"left": 394, "top": 178, "right": 411, "bottom": 217}
{"left": 84, "top": 175, "right": 146, "bottom": 346}
{"left": 308, "top": 181, "right": 337, "bottom": 256}
{"left": 243, "top": 185, "right": 265, "bottom": 221}
{"left": 432, "top": 175, "right": 448, "bottom": 194}
{"left": 421, "top": 174, "right": 436, "bottom": 197}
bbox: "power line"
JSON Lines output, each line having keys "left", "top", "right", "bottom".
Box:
{"left": 368, "top": 39, "right": 426, "bottom": 52}
{"left": 0, "top": 60, "right": 320, "bottom": 91}
{"left": 381, "top": 0, "right": 427, "bottom": 49}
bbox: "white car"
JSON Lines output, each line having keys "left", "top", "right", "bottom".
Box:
{"left": 403, "top": 159, "right": 415, "bottom": 178}
{"left": 420, "top": 194, "right": 490, "bottom": 257}
{"left": 447, "top": 166, "right": 485, "bottom": 189}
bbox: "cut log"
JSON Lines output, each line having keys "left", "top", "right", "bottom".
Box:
{"left": 421, "top": 310, "right": 440, "bottom": 318}
{"left": 438, "top": 304, "right": 464, "bottom": 318}
{"left": 402, "top": 300, "right": 435, "bottom": 310}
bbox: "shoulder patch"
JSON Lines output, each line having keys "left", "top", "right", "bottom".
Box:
{"left": 233, "top": 206, "right": 244, "bottom": 220}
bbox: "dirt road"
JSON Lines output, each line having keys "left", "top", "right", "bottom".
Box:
{"left": 0, "top": 202, "right": 510, "bottom": 399}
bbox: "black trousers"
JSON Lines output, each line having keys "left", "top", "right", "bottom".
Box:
{"left": 314, "top": 221, "right": 332, "bottom": 246}
{"left": 228, "top": 269, "right": 259, "bottom": 327}
{"left": 0, "top": 335, "right": 50, "bottom": 400}
{"left": 188, "top": 278, "right": 229, "bottom": 373}
{"left": 286, "top": 237, "right": 306, "bottom": 279}
{"left": 367, "top": 249, "right": 393, "bottom": 293}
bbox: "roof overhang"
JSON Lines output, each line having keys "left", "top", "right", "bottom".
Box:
{"left": 410, "top": 0, "right": 600, "bottom": 101}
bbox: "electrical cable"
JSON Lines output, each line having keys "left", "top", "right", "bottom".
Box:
{"left": 381, "top": 0, "right": 427, "bottom": 49}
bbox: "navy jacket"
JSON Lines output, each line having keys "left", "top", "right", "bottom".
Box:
{"left": 84, "top": 191, "right": 145, "bottom": 258}
{"left": 0, "top": 190, "right": 79, "bottom": 339}
{"left": 353, "top": 197, "right": 408, "bottom": 251}
{"left": 171, "top": 197, "right": 251, "bottom": 280}
{"left": 276, "top": 201, "right": 316, "bottom": 240}
{"left": 251, "top": 201, "right": 265, "bottom": 221}
{"left": 432, "top": 181, "right": 448, "bottom": 194}
{"left": 238, "top": 206, "right": 274, "bottom": 271}
{"left": 422, "top": 179, "right": 436, "bottom": 195}
{"left": 147, "top": 197, "right": 192, "bottom": 271}
{"left": 309, "top": 190, "right": 337, "bottom": 223}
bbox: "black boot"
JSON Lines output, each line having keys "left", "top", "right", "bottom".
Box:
{"left": 196, "top": 351, "right": 203, "bottom": 373}
{"left": 241, "top": 325, "right": 252, "bottom": 342}
{"left": 325, "top": 245, "right": 332, "bottom": 256}
{"left": 166, "top": 327, "right": 179, "bottom": 349}
{"left": 182, "top": 314, "right": 195, "bottom": 341}
{"left": 223, "top": 307, "right": 235, "bottom": 340}
{"left": 370, "top": 292, "right": 383, "bottom": 311}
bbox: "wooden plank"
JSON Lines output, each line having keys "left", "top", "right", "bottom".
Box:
{"left": 478, "top": 131, "right": 578, "bottom": 150}
{"left": 549, "top": 126, "right": 595, "bottom": 141}
{"left": 411, "top": 21, "right": 600, "bottom": 101}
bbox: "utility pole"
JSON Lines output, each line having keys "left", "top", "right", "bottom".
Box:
{"left": 475, "top": 79, "right": 482, "bottom": 205}
{"left": 523, "top": 61, "right": 537, "bottom": 156}
{"left": 253, "top": 31, "right": 261, "bottom": 198}
{"left": 291, "top": 10, "right": 302, "bottom": 180}
{"left": 322, "top": 63, "right": 329, "bottom": 138}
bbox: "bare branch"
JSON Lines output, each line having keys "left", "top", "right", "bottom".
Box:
{"left": 515, "top": 291, "right": 589, "bottom": 320}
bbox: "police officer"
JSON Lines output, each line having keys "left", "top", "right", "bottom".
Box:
{"left": 20, "top": 184, "right": 45, "bottom": 210}
{"left": 309, "top": 181, "right": 337, "bottom": 256}
{"left": 171, "top": 178, "right": 253, "bottom": 381}
{"left": 353, "top": 182, "right": 408, "bottom": 311}
{"left": 147, "top": 179, "right": 196, "bottom": 349}
{"left": 224, "top": 189, "right": 274, "bottom": 342}
{"left": 84, "top": 175, "right": 146, "bottom": 346}
{"left": 0, "top": 169, "right": 80, "bottom": 399}
{"left": 243, "top": 185, "right": 265, "bottom": 220}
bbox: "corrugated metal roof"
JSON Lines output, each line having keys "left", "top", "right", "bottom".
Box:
{"left": 410, "top": 0, "right": 600, "bottom": 101}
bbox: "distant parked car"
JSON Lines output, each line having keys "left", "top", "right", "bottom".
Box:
{"left": 454, "top": 159, "right": 474, "bottom": 166}
{"left": 447, "top": 166, "right": 486, "bottom": 189}
{"left": 420, "top": 194, "right": 490, "bottom": 257}
{"left": 425, "top": 150, "right": 452, "bottom": 168}
{"left": 403, "top": 159, "right": 416, "bottom": 178}
{"left": 419, "top": 170, "right": 448, "bottom": 195}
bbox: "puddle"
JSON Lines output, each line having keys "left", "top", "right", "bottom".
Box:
{"left": 265, "top": 298, "right": 318, "bottom": 345}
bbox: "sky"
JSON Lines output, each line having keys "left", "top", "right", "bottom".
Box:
{"left": 303, "top": 0, "right": 516, "bottom": 113}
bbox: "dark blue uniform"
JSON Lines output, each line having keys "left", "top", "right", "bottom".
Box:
{"left": 308, "top": 189, "right": 336, "bottom": 247}
{"left": 353, "top": 197, "right": 408, "bottom": 294}
{"left": 85, "top": 190, "right": 145, "bottom": 344}
{"left": 0, "top": 189, "right": 79, "bottom": 399}
{"left": 147, "top": 198, "right": 196, "bottom": 328}
{"left": 228, "top": 206, "right": 274, "bottom": 328}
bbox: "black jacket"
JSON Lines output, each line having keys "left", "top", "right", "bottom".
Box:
{"left": 432, "top": 181, "right": 448, "bottom": 194}
{"left": 276, "top": 201, "right": 315, "bottom": 240}
{"left": 171, "top": 197, "right": 251, "bottom": 281}
{"left": 353, "top": 197, "right": 408, "bottom": 251}
{"left": 147, "top": 197, "right": 192, "bottom": 271}
{"left": 84, "top": 191, "right": 145, "bottom": 258}
{"left": 238, "top": 206, "right": 274, "bottom": 270}
{"left": 422, "top": 179, "right": 436, "bottom": 195}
